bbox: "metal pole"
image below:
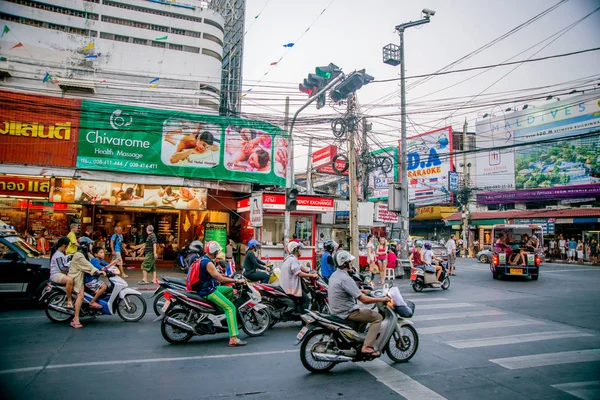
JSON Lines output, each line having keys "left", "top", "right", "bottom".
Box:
{"left": 284, "top": 97, "right": 291, "bottom": 256}
{"left": 399, "top": 28, "right": 409, "bottom": 260}
{"left": 462, "top": 118, "right": 468, "bottom": 258}
{"left": 361, "top": 118, "right": 369, "bottom": 201}
{"left": 306, "top": 137, "right": 313, "bottom": 195}
{"left": 348, "top": 95, "right": 360, "bottom": 258}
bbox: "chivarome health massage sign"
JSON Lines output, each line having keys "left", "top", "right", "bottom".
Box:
{"left": 76, "top": 101, "right": 288, "bottom": 186}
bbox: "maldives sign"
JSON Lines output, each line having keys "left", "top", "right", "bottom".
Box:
{"left": 403, "top": 127, "right": 453, "bottom": 206}
{"left": 77, "top": 101, "right": 288, "bottom": 186}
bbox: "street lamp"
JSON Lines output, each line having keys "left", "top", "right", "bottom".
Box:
{"left": 383, "top": 8, "right": 435, "bottom": 259}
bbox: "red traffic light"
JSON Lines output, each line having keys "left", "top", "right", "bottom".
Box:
{"left": 299, "top": 83, "right": 315, "bottom": 96}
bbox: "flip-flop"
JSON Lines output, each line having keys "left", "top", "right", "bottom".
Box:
{"left": 89, "top": 303, "right": 103, "bottom": 310}
{"left": 363, "top": 350, "right": 381, "bottom": 357}
{"left": 65, "top": 304, "right": 74, "bottom": 309}
{"left": 70, "top": 321, "right": 83, "bottom": 329}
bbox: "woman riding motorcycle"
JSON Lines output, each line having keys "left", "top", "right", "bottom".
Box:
{"left": 243, "top": 239, "right": 270, "bottom": 283}
{"left": 320, "top": 240, "right": 338, "bottom": 283}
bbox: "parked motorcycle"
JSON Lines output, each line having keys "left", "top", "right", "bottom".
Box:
{"left": 295, "top": 287, "right": 418, "bottom": 373}
{"left": 158, "top": 281, "right": 271, "bottom": 344}
{"left": 151, "top": 276, "right": 187, "bottom": 316}
{"left": 410, "top": 261, "right": 450, "bottom": 292}
{"left": 41, "top": 266, "right": 147, "bottom": 323}
{"left": 175, "top": 244, "right": 190, "bottom": 273}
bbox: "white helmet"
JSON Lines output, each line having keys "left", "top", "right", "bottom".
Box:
{"left": 206, "top": 241, "right": 222, "bottom": 256}
{"left": 287, "top": 241, "right": 304, "bottom": 254}
{"left": 335, "top": 250, "right": 355, "bottom": 267}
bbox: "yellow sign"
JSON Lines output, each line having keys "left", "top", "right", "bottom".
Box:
{"left": 413, "top": 206, "right": 457, "bottom": 220}
{"left": 0, "top": 121, "right": 72, "bottom": 140}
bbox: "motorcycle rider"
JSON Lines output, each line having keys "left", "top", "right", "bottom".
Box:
{"left": 243, "top": 239, "right": 269, "bottom": 283}
{"left": 186, "top": 240, "right": 204, "bottom": 268}
{"left": 67, "top": 236, "right": 107, "bottom": 329}
{"left": 423, "top": 242, "right": 443, "bottom": 283}
{"left": 194, "top": 241, "right": 247, "bottom": 347}
{"left": 328, "top": 250, "right": 390, "bottom": 357}
{"left": 280, "top": 241, "right": 318, "bottom": 313}
{"left": 409, "top": 240, "right": 426, "bottom": 270}
{"left": 49, "top": 236, "right": 74, "bottom": 309}
{"left": 320, "top": 240, "right": 338, "bottom": 283}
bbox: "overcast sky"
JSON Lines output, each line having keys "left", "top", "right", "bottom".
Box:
{"left": 240, "top": 0, "right": 600, "bottom": 173}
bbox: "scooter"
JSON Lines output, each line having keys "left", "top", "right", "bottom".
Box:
{"left": 410, "top": 261, "right": 450, "bottom": 292}
{"left": 157, "top": 281, "right": 271, "bottom": 344}
{"left": 41, "top": 266, "right": 147, "bottom": 323}
{"left": 175, "top": 244, "right": 190, "bottom": 273}
{"left": 295, "top": 286, "right": 418, "bottom": 373}
{"left": 151, "top": 276, "right": 187, "bottom": 316}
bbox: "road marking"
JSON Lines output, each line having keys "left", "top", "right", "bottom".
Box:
{"left": 447, "top": 330, "right": 594, "bottom": 349}
{"left": 361, "top": 359, "right": 446, "bottom": 400}
{"left": 551, "top": 381, "right": 600, "bottom": 400}
{"left": 420, "top": 319, "right": 543, "bottom": 335}
{"left": 413, "top": 310, "right": 505, "bottom": 322}
{"left": 0, "top": 349, "right": 297, "bottom": 375}
{"left": 490, "top": 349, "right": 600, "bottom": 370}
{"left": 543, "top": 269, "right": 600, "bottom": 273}
{"left": 0, "top": 316, "right": 46, "bottom": 322}
{"left": 417, "top": 302, "right": 475, "bottom": 310}
{"left": 403, "top": 297, "right": 448, "bottom": 303}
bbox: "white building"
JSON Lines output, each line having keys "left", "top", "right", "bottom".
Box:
{"left": 0, "top": 0, "right": 225, "bottom": 112}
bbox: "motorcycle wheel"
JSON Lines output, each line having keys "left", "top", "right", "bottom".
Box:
{"left": 386, "top": 324, "right": 419, "bottom": 363}
{"left": 239, "top": 307, "right": 271, "bottom": 337}
{"left": 319, "top": 301, "right": 331, "bottom": 315}
{"left": 45, "top": 292, "right": 74, "bottom": 323}
{"left": 412, "top": 280, "right": 424, "bottom": 292}
{"left": 300, "top": 329, "right": 337, "bottom": 373}
{"left": 441, "top": 277, "right": 450, "bottom": 290}
{"left": 153, "top": 291, "right": 167, "bottom": 316}
{"left": 262, "top": 301, "right": 278, "bottom": 328}
{"left": 117, "top": 294, "right": 147, "bottom": 322}
{"left": 161, "top": 309, "right": 193, "bottom": 344}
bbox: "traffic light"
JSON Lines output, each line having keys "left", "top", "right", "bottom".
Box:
{"left": 330, "top": 69, "right": 374, "bottom": 103}
{"left": 286, "top": 188, "right": 299, "bottom": 211}
{"left": 299, "top": 73, "right": 325, "bottom": 97}
{"left": 299, "top": 64, "right": 341, "bottom": 109}
{"left": 316, "top": 63, "right": 342, "bottom": 80}
{"left": 409, "top": 203, "right": 416, "bottom": 218}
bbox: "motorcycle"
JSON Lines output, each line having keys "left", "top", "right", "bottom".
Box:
{"left": 175, "top": 244, "right": 190, "bottom": 273}
{"left": 410, "top": 261, "right": 450, "bottom": 292}
{"left": 41, "top": 266, "right": 147, "bottom": 323}
{"left": 295, "top": 286, "right": 418, "bottom": 373}
{"left": 158, "top": 281, "right": 271, "bottom": 344}
{"left": 252, "top": 277, "right": 330, "bottom": 327}
{"left": 151, "top": 276, "right": 187, "bottom": 316}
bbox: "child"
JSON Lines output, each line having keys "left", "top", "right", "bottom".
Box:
{"left": 86, "top": 246, "right": 119, "bottom": 309}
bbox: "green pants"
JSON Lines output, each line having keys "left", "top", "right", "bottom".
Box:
{"left": 206, "top": 286, "right": 238, "bottom": 338}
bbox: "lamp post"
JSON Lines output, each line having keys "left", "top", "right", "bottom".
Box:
{"left": 384, "top": 9, "right": 435, "bottom": 259}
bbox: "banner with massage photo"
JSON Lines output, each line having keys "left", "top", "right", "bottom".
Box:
{"left": 76, "top": 101, "right": 289, "bottom": 186}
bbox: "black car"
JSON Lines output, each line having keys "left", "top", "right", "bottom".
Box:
{"left": 0, "top": 226, "right": 50, "bottom": 303}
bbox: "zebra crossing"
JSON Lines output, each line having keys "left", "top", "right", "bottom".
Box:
{"left": 396, "top": 292, "right": 600, "bottom": 399}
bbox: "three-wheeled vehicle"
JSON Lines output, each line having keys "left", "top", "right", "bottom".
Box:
{"left": 489, "top": 224, "right": 543, "bottom": 281}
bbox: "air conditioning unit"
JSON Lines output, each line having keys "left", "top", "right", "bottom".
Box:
{"left": 581, "top": 205, "right": 593, "bottom": 209}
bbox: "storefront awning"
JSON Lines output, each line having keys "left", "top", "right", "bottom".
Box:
{"left": 413, "top": 206, "right": 457, "bottom": 220}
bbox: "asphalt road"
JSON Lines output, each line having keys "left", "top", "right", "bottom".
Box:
{"left": 1, "top": 259, "right": 599, "bottom": 400}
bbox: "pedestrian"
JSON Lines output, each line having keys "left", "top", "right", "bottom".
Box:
{"left": 439, "top": 237, "right": 446, "bottom": 246}
{"left": 558, "top": 235, "right": 566, "bottom": 261}
{"left": 36, "top": 229, "right": 50, "bottom": 255}
{"left": 549, "top": 237, "right": 557, "bottom": 262}
{"left": 111, "top": 226, "right": 130, "bottom": 278}
{"left": 446, "top": 234, "right": 457, "bottom": 276}
{"left": 590, "top": 238, "right": 598, "bottom": 264}
{"left": 376, "top": 237, "right": 388, "bottom": 284}
{"left": 23, "top": 229, "right": 36, "bottom": 247}
{"left": 138, "top": 225, "right": 158, "bottom": 285}
{"left": 568, "top": 237, "right": 577, "bottom": 263}
{"left": 83, "top": 225, "right": 94, "bottom": 239}
{"left": 473, "top": 239, "right": 480, "bottom": 254}
{"left": 366, "top": 234, "right": 377, "bottom": 277}
{"left": 65, "top": 223, "right": 79, "bottom": 255}
{"left": 577, "top": 240, "right": 584, "bottom": 264}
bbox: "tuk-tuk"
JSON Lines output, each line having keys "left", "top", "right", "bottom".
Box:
{"left": 490, "top": 224, "right": 543, "bottom": 281}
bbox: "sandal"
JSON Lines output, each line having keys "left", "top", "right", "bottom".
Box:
{"left": 70, "top": 321, "right": 83, "bottom": 329}
{"left": 122, "top": 274, "right": 130, "bottom": 278}
{"left": 89, "top": 303, "right": 103, "bottom": 310}
{"left": 228, "top": 338, "right": 247, "bottom": 347}
{"left": 65, "top": 303, "right": 74, "bottom": 309}
{"left": 138, "top": 280, "right": 149, "bottom": 285}
{"left": 362, "top": 349, "right": 381, "bottom": 357}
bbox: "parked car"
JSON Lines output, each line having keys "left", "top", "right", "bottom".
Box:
{"left": 0, "top": 223, "right": 50, "bottom": 303}
{"left": 476, "top": 249, "right": 493, "bottom": 263}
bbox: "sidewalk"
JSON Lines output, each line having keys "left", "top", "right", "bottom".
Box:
{"left": 120, "top": 266, "right": 187, "bottom": 291}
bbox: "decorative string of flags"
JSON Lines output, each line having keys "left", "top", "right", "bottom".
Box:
{"left": 10, "top": 42, "right": 22, "bottom": 50}
{"left": 156, "top": 36, "right": 168, "bottom": 41}
{"left": 81, "top": 43, "right": 94, "bottom": 51}
{"left": 1, "top": 25, "right": 9, "bottom": 38}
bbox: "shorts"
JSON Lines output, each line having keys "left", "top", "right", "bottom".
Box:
{"left": 577, "top": 251, "right": 584, "bottom": 259}
{"left": 85, "top": 278, "right": 105, "bottom": 292}
{"left": 113, "top": 252, "right": 123, "bottom": 265}
{"left": 141, "top": 252, "right": 156, "bottom": 272}
{"left": 560, "top": 247, "right": 565, "bottom": 254}
{"left": 51, "top": 273, "right": 70, "bottom": 284}
{"left": 370, "top": 264, "right": 380, "bottom": 274}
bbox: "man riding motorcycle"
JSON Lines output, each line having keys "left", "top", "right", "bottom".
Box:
{"left": 423, "top": 242, "right": 444, "bottom": 283}
{"left": 320, "top": 240, "right": 338, "bottom": 283}
{"left": 328, "top": 250, "right": 390, "bottom": 357}
{"left": 243, "top": 239, "right": 270, "bottom": 283}
{"left": 190, "top": 241, "right": 247, "bottom": 347}
{"left": 280, "top": 241, "right": 318, "bottom": 313}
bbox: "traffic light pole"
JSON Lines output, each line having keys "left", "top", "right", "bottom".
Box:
{"left": 284, "top": 73, "right": 345, "bottom": 256}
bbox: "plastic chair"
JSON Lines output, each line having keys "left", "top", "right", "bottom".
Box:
{"left": 385, "top": 268, "right": 396, "bottom": 281}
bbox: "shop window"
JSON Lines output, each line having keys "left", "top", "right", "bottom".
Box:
{"left": 261, "top": 216, "right": 312, "bottom": 246}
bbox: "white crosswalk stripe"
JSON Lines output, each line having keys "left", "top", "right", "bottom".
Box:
{"left": 420, "top": 318, "right": 543, "bottom": 334}
{"left": 489, "top": 349, "right": 600, "bottom": 369}
{"left": 402, "top": 297, "right": 449, "bottom": 303}
{"left": 412, "top": 310, "right": 505, "bottom": 321}
{"left": 447, "top": 330, "right": 595, "bottom": 349}
{"left": 417, "top": 302, "right": 475, "bottom": 310}
{"left": 551, "top": 381, "right": 600, "bottom": 400}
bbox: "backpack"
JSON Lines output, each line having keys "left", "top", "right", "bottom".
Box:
{"left": 186, "top": 256, "right": 204, "bottom": 291}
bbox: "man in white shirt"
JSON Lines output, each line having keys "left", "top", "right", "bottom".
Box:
{"left": 280, "top": 241, "right": 318, "bottom": 313}
{"left": 446, "top": 234, "right": 457, "bottom": 276}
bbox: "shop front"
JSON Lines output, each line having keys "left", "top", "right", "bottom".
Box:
{"left": 409, "top": 206, "right": 457, "bottom": 241}
{"left": 237, "top": 193, "right": 335, "bottom": 269}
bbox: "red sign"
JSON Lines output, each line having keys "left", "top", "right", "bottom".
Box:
{"left": 250, "top": 193, "right": 335, "bottom": 212}
{"left": 317, "top": 157, "right": 349, "bottom": 176}
{"left": 237, "top": 198, "right": 250, "bottom": 212}
{"left": 374, "top": 203, "right": 398, "bottom": 223}
{"left": 312, "top": 145, "right": 337, "bottom": 168}
{"left": 0, "top": 176, "right": 51, "bottom": 199}
{"left": 0, "top": 91, "right": 80, "bottom": 168}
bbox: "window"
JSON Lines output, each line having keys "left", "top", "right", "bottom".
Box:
{"left": 202, "top": 48, "right": 222, "bottom": 61}
{"left": 100, "top": 32, "right": 114, "bottom": 40}
{"left": 0, "top": 12, "right": 95, "bottom": 36}
{"left": 152, "top": 41, "right": 166, "bottom": 48}
{"left": 102, "top": 0, "right": 203, "bottom": 23}
{"left": 4, "top": 0, "right": 99, "bottom": 20}
{"left": 171, "top": 28, "right": 185, "bottom": 35}
{"left": 183, "top": 45, "right": 200, "bottom": 53}
{"left": 115, "top": 35, "right": 129, "bottom": 42}
{"left": 203, "top": 18, "right": 224, "bottom": 33}
{"left": 261, "top": 216, "right": 313, "bottom": 247}
{"left": 169, "top": 44, "right": 183, "bottom": 51}
{"left": 203, "top": 33, "right": 223, "bottom": 46}
{"left": 185, "top": 30, "right": 202, "bottom": 38}
{"left": 132, "top": 37, "right": 147, "bottom": 45}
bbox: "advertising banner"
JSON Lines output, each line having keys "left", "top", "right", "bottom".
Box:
{"left": 250, "top": 194, "right": 263, "bottom": 227}
{"left": 368, "top": 147, "right": 398, "bottom": 201}
{"left": 0, "top": 91, "right": 80, "bottom": 167}
{"left": 50, "top": 178, "right": 207, "bottom": 210}
{"left": 477, "top": 184, "right": 600, "bottom": 204}
{"left": 77, "top": 101, "right": 288, "bottom": 186}
{"left": 0, "top": 176, "right": 50, "bottom": 199}
{"left": 403, "top": 127, "right": 453, "bottom": 206}
{"left": 374, "top": 203, "right": 398, "bottom": 223}
{"left": 204, "top": 222, "right": 227, "bottom": 251}
{"left": 312, "top": 145, "right": 336, "bottom": 168}
{"left": 475, "top": 94, "right": 600, "bottom": 192}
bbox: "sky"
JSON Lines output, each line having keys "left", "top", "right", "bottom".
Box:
{"left": 239, "top": 0, "right": 600, "bottom": 175}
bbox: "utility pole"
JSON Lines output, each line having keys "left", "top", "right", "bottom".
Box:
{"left": 361, "top": 118, "right": 369, "bottom": 201}
{"left": 306, "top": 137, "right": 313, "bottom": 195}
{"left": 348, "top": 95, "right": 360, "bottom": 258}
{"left": 462, "top": 118, "right": 469, "bottom": 258}
{"left": 284, "top": 96, "right": 291, "bottom": 254}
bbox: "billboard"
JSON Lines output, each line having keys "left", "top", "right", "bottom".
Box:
{"left": 0, "top": 91, "right": 80, "bottom": 167}
{"left": 368, "top": 147, "right": 398, "bottom": 200}
{"left": 77, "top": 101, "right": 288, "bottom": 186}
{"left": 402, "top": 126, "right": 453, "bottom": 206}
{"left": 475, "top": 94, "right": 600, "bottom": 193}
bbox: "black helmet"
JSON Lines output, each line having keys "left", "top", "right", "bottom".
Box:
{"left": 78, "top": 236, "right": 94, "bottom": 251}
{"left": 323, "top": 240, "right": 338, "bottom": 253}
{"left": 189, "top": 240, "right": 204, "bottom": 254}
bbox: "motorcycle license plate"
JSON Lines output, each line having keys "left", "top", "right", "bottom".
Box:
{"left": 161, "top": 299, "right": 171, "bottom": 312}
{"left": 296, "top": 327, "right": 308, "bottom": 340}
{"left": 509, "top": 268, "right": 523, "bottom": 275}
